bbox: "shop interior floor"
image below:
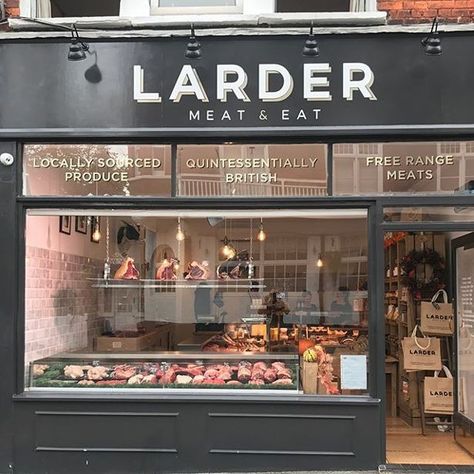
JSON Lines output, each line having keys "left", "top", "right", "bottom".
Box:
{"left": 386, "top": 417, "right": 474, "bottom": 465}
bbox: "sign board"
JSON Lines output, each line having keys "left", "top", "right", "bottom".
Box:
{"left": 1, "top": 34, "right": 474, "bottom": 136}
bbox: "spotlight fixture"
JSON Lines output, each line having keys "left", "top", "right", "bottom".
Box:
{"left": 257, "top": 218, "right": 266, "bottom": 242}
{"left": 302, "top": 23, "right": 319, "bottom": 57}
{"left": 185, "top": 24, "right": 201, "bottom": 59}
{"left": 316, "top": 254, "right": 324, "bottom": 268}
{"left": 68, "top": 25, "right": 89, "bottom": 61}
{"left": 92, "top": 217, "right": 101, "bottom": 242}
{"left": 176, "top": 217, "right": 185, "bottom": 241}
{"left": 421, "top": 17, "right": 442, "bottom": 56}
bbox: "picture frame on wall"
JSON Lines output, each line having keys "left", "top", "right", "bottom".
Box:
{"left": 75, "top": 216, "right": 88, "bottom": 235}
{"left": 59, "top": 216, "right": 71, "bottom": 235}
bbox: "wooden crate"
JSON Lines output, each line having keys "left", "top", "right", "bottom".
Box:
{"left": 95, "top": 325, "right": 170, "bottom": 352}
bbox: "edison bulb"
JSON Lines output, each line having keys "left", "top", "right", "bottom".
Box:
{"left": 316, "top": 257, "right": 323, "bottom": 268}
{"left": 176, "top": 224, "right": 185, "bottom": 241}
{"left": 257, "top": 228, "right": 266, "bottom": 242}
{"left": 222, "top": 244, "right": 232, "bottom": 257}
{"left": 92, "top": 228, "right": 101, "bottom": 242}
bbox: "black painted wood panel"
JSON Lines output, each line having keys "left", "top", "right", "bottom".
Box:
{"left": 12, "top": 399, "right": 382, "bottom": 473}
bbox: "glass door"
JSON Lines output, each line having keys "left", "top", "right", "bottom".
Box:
{"left": 453, "top": 233, "right": 474, "bottom": 456}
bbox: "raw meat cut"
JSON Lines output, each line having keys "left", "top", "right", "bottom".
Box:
{"left": 161, "top": 369, "right": 177, "bottom": 384}
{"left": 272, "top": 378, "right": 293, "bottom": 385}
{"left": 263, "top": 368, "right": 277, "bottom": 383}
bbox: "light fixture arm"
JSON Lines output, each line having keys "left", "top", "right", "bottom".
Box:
{"left": 72, "top": 24, "right": 89, "bottom": 51}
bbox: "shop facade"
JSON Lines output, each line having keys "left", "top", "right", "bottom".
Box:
{"left": 1, "top": 30, "right": 474, "bottom": 473}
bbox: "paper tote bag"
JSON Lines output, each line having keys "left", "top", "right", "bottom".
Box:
{"left": 402, "top": 325, "right": 442, "bottom": 371}
{"left": 424, "top": 365, "right": 454, "bottom": 414}
{"left": 420, "top": 289, "right": 454, "bottom": 335}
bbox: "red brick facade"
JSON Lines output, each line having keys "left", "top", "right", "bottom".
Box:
{"left": 379, "top": 0, "right": 474, "bottom": 23}
{"left": 4, "top": 0, "right": 20, "bottom": 17}
{"left": 3, "top": 0, "right": 474, "bottom": 24}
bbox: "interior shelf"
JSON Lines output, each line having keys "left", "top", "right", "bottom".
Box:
{"left": 88, "top": 278, "right": 266, "bottom": 289}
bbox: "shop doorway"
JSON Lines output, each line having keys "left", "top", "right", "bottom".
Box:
{"left": 384, "top": 229, "right": 474, "bottom": 466}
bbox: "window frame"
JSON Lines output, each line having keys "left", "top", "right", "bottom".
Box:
{"left": 150, "top": 0, "right": 244, "bottom": 15}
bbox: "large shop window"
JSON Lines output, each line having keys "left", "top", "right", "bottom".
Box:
{"left": 333, "top": 141, "right": 474, "bottom": 195}
{"left": 25, "top": 209, "right": 369, "bottom": 395}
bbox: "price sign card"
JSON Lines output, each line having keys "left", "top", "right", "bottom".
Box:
{"left": 341, "top": 355, "right": 367, "bottom": 390}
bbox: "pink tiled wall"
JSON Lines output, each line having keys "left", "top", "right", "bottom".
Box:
{"left": 25, "top": 246, "right": 104, "bottom": 369}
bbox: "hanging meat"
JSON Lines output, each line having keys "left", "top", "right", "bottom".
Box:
{"left": 185, "top": 261, "right": 210, "bottom": 280}
{"left": 156, "top": 257, "right": 178, "bottom": 280}
{"left": 114, "top": 257, "right": 139, "bottom": 280}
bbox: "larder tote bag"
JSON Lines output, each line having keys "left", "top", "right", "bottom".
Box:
{"left": 424, "top": 365, "right": 454, "bottom": 414}
{"left": 420, "top": 289, "right": 454, "bottom": 335}
{"left": 402, "top": 325, "right": 442, "bottom": 371}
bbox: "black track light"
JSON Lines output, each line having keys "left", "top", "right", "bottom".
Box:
{"left": 68, "top": 25, "right": 89, "bottom": 61}
{"left": 185, "top": 24, "right": 201, "bottom": 59}
{"left": 303, "top": 23, "right": 319, "bottom": 57}
{"left": 421, "top": 17, "right": 442, "bottom": 56}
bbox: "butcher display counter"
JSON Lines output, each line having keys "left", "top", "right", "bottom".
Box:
{"left": 28, "top": 352, "right": 299, "bottom": 392}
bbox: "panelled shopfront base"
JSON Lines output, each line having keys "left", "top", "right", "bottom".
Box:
{"left": 12, "top": 396, "right": 381, "bottom": 473}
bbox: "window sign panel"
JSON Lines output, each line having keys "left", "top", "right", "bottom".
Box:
{"left": 333, "top": 141, "right": 474, "bottom": 195}
{"left": 177, "top": 144, "right": 327, "bottom": 197}
{"left": 23, "top": 144, "right": 172, "bottom": 197}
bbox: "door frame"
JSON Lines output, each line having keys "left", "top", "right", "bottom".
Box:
{"left": 380, "top": 205, "right": 474, "bottom": 466}
{"left": 451, "top": 232, "right": 474, "bottom": 457}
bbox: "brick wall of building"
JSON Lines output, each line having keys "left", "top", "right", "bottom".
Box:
{"left": 4, "top": 0, "right": 19, "bottom": 17}
{"left": 379, "top": 0, "right": 474, "bottom": 23}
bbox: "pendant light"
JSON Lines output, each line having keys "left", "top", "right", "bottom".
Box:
{"left": 176, "top": 217, "right": 185, "bottom": 241}
{"left": 421, "top": 17, "right": 442, "bottom": 56}
{"left": 185, "top": 24, "right": 201, "bottom": 59}
{"left": 68, "top": 25, "right": 89, "bottom": 61}
{"left": 316, "top": 254, "right": 324, "bottom": 268}
{"left": 91, "top": 217, "right": 101, "bottom": 242}
{"left": 221, "top": 219, "right": 235, "bottom": 258}
{"left": 257, "top": 218, "right": 266, "bottom": 242}
{"left": 302, "top": 22, "right": 319, "bottom": 57}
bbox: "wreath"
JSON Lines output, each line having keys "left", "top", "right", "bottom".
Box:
{"left": 400, "top": 248, "right": 446, "bottom": 299}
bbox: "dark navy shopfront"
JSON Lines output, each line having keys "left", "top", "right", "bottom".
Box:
{"left": 1, "top": 32, "right": 474, "bottom": 473}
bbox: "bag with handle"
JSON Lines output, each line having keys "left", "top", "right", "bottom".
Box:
{"left": 424, "top": 365, "right": 454, "bottom": 414}
{"left": 420, "top": 289, "right": 454, "bottom": 335}
{"left": 401, "top": 325, "right": 442, "bottom": 371}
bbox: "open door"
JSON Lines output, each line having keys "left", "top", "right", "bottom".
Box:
{"left": 453, "top": 232, "right": 474, "bottom": 456}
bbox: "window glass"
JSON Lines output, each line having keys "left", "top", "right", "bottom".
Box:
{"left": 334, "top": 141, "right": 474, "bottom": 195}
{"left": 23, "top": 144, "right": 172, "bottom": 197}
{"left": 49, "top": 0, "right": 120, "bottom": 17}
{"left": 177, "top": 143, "right": 327, "bottom": 197}
{"left": 151, "top": 0, "right": 242, "bottom": 13}
{"left": 25, "top": 209, "right": 369, "bottom": 395}
{"left": 159, "top": 0, "right": 236, "bottom": 5}
{"left": 277, "top": 0, "right": 351, "bottom": 12}
{"left": 384, "top": 207, "right": 474, "bottom": 223}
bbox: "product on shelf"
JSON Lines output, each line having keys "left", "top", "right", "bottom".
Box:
{"left": 156, "top": 257, "right": 179, "bottom": 280}
{"left": 202, "top": 332, "right": 266, "bottom": 353}
{"left": 216, "top": 250, "right": 252, "bottom": 280}
{"left": 185, "top": 260, "right": 210, "bottom": 280}
{"left": 114, "top": 257, "right": 140, "bottom": 280}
